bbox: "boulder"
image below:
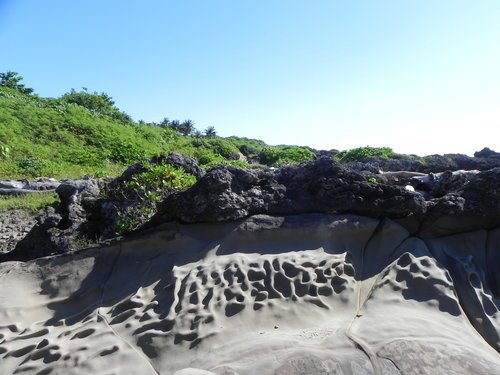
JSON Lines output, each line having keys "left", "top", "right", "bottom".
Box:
{"left": 2, "top": 178, "right": 105, "bottom": 261}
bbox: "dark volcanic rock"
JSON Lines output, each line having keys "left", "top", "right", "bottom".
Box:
{"left": 364, "top": 149, "right": 500, "bottom": 173}
{"left": 152, "top": 157, "right": 426, "bottom": 223}
{"left": 474, "top": 147, "right": 500, "bottom": 159}
{"left": 460, "top": 168, "right": 500, "bottom": 215}
{"left": 0, "top": 209, "right": 39, "bottom": 254}
{"left": 150, "top": 157, "right": 500, "bottom": 226}
{"left": 2, "top": 178, "right": 106, "bottom": 261}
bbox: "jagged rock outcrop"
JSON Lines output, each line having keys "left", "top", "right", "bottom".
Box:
{"left": 361, "top": 147, "right": 500, "bottom": 173}
{"left": 7, "top": 178, "right": 106, "bottom": 260}
{"left": 1, "top": 150, "right": 499, "bottom": 262}
{"left": 1, "top": 153, "right": 204, "bottom": 261}
{"left": 0, "top": 210, "right": 38, "bottom": 253}
{"left": 152, "top": 157, "right": 500, "bottom": 225}
{"left": 153, "top": 157, "right": 426, "bottom": 223}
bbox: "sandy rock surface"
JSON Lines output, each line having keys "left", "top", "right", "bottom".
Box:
{"left": 1, "top": 214, "right": 498, "bottom": 374}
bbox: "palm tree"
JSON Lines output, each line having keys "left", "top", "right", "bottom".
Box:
{"left": 204, "top": 126, "right": 217, "bottom": 138}
{"left": 169, "top": 119, "right": 181, "bottom": 132}
{"left": 159, "top": 117, "right": 171, "bottom": 128}
{"left": 179, "top": 119, "right": 195, "bottom": 136}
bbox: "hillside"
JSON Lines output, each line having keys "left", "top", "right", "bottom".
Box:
{"left": 0, "top": 84, "right": 316, "bottom": 179}
{"left": 2, "top": 76, "right": 499, "bottom": 186}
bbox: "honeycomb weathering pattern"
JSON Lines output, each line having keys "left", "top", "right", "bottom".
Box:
{"left": 0, "top": 214, "right": 499, "bottom": 375}
{"left": 133, "top": 252, "right": 355, "bottom": 351}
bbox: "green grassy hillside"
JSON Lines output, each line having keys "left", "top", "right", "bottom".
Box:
{"left": 0, "top": 85, "right": 316, "bottom": 179}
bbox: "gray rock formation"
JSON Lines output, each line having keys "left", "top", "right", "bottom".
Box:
{"left": 152, "top": 156, "right": 500, "bottom": 224}
{"left": 0, "top": 177, "right": 59, "bottom": 195}
{"left": 1, "top": 151, "right": 499, "bottom": 262}
{"left": 0, "top": 209, "right": 38, "bottom": 254}
{"left": 0, "top": 214, "right": 498, "bottom": 374}
{"left": 361, "top": 147, "right": 500, "bottom": 173}
{"left": 1, "top": 153, "right": 204, "bottom": 261}
{"left": 5, "top": 178, "right": 105, "bottom": 260}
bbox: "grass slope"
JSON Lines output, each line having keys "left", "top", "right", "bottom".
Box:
{"left": 0, "top": 87, "right": 315, "bottom": 179}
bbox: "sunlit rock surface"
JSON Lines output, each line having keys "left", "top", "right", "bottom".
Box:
{"left": 0, "top": 214, "right": 498, "bottom": 374}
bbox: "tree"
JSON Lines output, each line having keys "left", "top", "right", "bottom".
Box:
{"left": 60, "top": 88, "right": 131, "bottom": 123}
{"left": 168, "top": 119, "right": 181, "bottom": 132}
{"left": 178, "top": 119, "right": 195, "bottom": 136}
{"left": 159, "top": 117, "right": 171, "bottom": 128}
{"left": 61, "top": 88, "right": 115, "bottom": 111}
{"left": 204, "top": 126, "right": 217, "bottom": 138}
{"left": 0, "top": 71, "right": 34, "bottom": 95}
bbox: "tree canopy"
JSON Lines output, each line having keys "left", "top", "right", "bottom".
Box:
{"left": 0, "top": 71, "right": 34, "bottom": 95}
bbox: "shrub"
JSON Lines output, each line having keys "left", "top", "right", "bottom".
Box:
{"left": 191, "top": 148, "right": 224, "bottom": 166}
{"left": 258, "top": 146, "right": 315, "bottom": 166}
{"left": 17, "top": 157, "right": 49, "bottom": 177}
{"left": 0, "top": 71, "right": 34, "bottom": 95}
{"left": 204, "top": 138, "right": 240, "bottom": 159}
{"left": 60, "top": 89, "right": 131, "bottom": 123}
{"left": 110, "top": 141, "right": 146, "bottom": 164}
{"left": 114, "top": 163, "right": 196, "bottom": 234}
{"left": 123, "top": 163, "right": 197, "bottom": 197}
{"left": 64, "top": 148, "right": 104, "bottom": 167}
{"left": 336, "top": 146, "right": 394, "bottom": 163}
{"left": 226, "top": 136, "right": 267, "bottom": 158}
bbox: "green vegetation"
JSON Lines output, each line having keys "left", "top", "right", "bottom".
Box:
{"left": 0, "top": 72, "right": 320, "bottom": 180}
{"left": 258, "top": 146, "right": 316, "bottom": 166}
{"left": 0, "top": 71, "right": 33, "bottom": 95}
{"left": 0, "top": 192, "right": 59, "bottom": 213}
{"left": 112, "top": 162, "right": 196, "bottom": 234}
{"left": 60, "top": 88, "right": 132, "bottom": 124}
{"left": 336, "top": 146, "right": 394, "bottom": 163}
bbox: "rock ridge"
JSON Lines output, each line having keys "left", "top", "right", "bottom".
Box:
{"left": 1, "top": 151, "right": 499, "bottom": 262}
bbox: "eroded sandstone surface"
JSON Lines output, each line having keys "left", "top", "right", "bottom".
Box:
{"left": 1, "top": 214, "right": 499, "bottom": 374}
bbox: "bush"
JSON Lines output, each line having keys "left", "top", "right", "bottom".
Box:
{"left": 60, "top": 89, "right": 131, "bottom": 123}
{"left": 258, "top": 146, "right": 315, "bottom": 166}
{"left": 336, "top": 146, "right": 394, "bottom": 163}
{"left": 204, "top": 138, "right": 241, "bottom": 159}
{"left": 64, "top": 148, "right": 104, "bottom": 167}
{"left": 226, "top": 136, "right": 267, "bottom": 158}
{"left": 110, "top": 141, "right": 146, "bottom": 164}
{"left": 123, "top": 163, "right": 197, "bottom": 196}
{"left": 190, "top": 147, "right": 224, "bottom": 166}
{"left": 114, "top": 163, "right": 196, "bottom": 234}
{"left": 17, "top": 157, "right": 49, "bottom": 177}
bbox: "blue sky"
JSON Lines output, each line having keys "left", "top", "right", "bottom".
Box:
{"left": 1, "top": 0, "right": 499, "bottom": 155}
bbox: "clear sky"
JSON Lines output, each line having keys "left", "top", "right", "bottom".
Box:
{"left": 1, "top": 0, "right": 499, "bottom": 155}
